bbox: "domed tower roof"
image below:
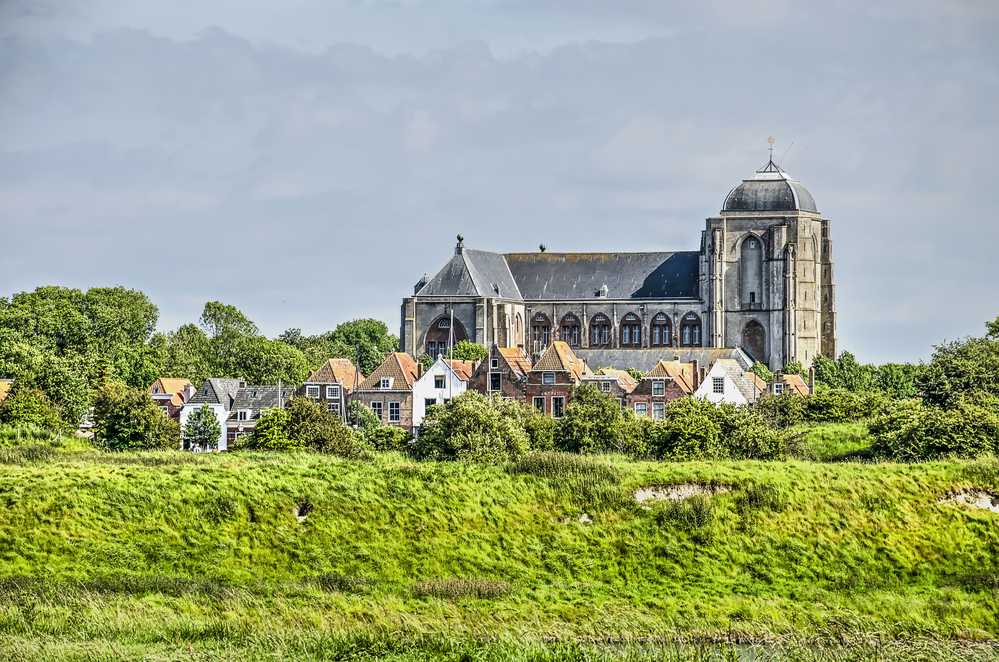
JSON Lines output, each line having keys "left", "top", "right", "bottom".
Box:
{"left": 723, "top": 160, "right": 818, "bottom": 213}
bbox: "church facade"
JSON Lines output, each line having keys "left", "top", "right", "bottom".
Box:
{"left": 400, "top": 160, "right": 837, "bottom": 372}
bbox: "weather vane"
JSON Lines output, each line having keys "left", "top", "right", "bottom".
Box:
{"left": 768, "top": 136, "right": 775, "bottom": 162}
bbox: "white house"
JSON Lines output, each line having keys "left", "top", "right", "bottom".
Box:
{"left": 178, "top": 377, "right": 243, "bottom": 451}
{"left": 693, "top": 359, "right": 767, "bottom": 406}
{"left": 412, "top": 357, "right": 475, "bottom": 433}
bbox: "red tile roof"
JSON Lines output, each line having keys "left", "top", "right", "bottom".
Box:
{"left": 444, "top": 360, "right": 475, "bottom": 381}
{"left": 498, "top": 347, "right": 531, "bottom": 376}
{"left": 359, "top": 353, "right": 421, "bottom": 390}
{"left": 594, "top": 368, "right": 638, "bottom": 390}
{"left": 783, "top": 373, "right": 810, "bottom": 397}
{"left": 644, "top": 360, "right": 694, "bottom": 393}
{"left": 532, "top": 342, "right": 591, "bottom": 381}
{"left": 149, "top": 378, "right": 194, "bottom": 406}
{"left": 306, "top": 358, "right": 365, "bottom": 392}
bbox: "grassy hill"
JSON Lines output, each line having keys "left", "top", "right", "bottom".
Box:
{"left": 2, "top": 435, "right": 999, "bottom": 660}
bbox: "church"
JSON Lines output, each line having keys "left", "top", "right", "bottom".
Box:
{"left": 400, "top": 158, "right": 837, "bottom": 372}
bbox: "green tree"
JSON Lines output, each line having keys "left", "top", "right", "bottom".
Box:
{"left": 414, "top": 391, "right": 531, "bottom": 462}
{"left": 782, "top": 361, "right": 804, "bottom": 376}
{"left": 285, "top": 397, "right": 364, "bottom": 457}
{"left": 243, "top": 408, "right": 299, "bottom": 450}
{"left": 918, "top": 318, "right": 999, "bottom": 408}
{"left": 876, "top": 363, "right": 919, "bottom": 400}
{"left": 750, "top": 361, "right": 774, "bottom": 384}
{"left": 345, "top": 401, "right": 381, "bottom": 432}
{"left": 0, "top": 386, "right": 64, "bottom": 430}
{"left": 647, "top": 398, "right": 723, "bottom": 460}
{"left": 625, "top": 367, "right": 645, "bottom": 382}
{"left": 91, "top": 382, "right": 179, "bottom": 451}
{"left": 184, "top": 403, "right": 221, "bottom": 451}
{"left": 327, "top": 319, "right": 399, "bottom": 376}
{"left": 554, "top": 383, "right": 644, "bottom": 455}
{"left": 444, "top": 340, "right": 488, "bottom": 362}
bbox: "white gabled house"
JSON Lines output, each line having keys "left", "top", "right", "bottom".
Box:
{"left": 178, "top": 377, "right": 244, "bottom": 451}
{"left": 693, "top": 359, "right": 767, "bottom": 407}
{"left": 411, "top": 356, "right": 475, "bottom": 433}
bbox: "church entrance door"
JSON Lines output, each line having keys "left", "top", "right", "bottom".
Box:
{"left": 743, "top": 320, "right": 766, "bottom": 364}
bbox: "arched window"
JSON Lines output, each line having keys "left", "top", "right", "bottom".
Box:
{"left": 559, "top": 313, "right": 581, "bottom": 347}
{"left": 589, "top": 313, "right": 611, "bottom": 347}
{"left": 743, "top": 320, "right": 766, "bottom": 363}
{"left": 531, "top": 312, "right": 551, "bottom": 350}
{"left": 740, "top": 235, "right": 763, "bottom": 309}
{"left": 680, "top": 312, "right": 702, "bottom": 347}
{"left": 515, "top": 313, "right": 523, "bottom": 346}
{"left": 619, "top": 312, "right": 641, "bottom": 346}
{"left": 651, "top": 312, "right": 671, "bottom": 347}
{"left": 425, "top": 314, "right": 468, "bottom": 359}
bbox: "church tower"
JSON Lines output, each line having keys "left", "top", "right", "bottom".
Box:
{"left": 701, "top": 157, "right": 837, "bottom": 371}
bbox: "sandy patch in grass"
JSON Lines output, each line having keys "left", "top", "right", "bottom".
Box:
{"left": 635, "top": 483, "right": 732, "bottom": 504}
{"left": 939, "top": 489, "right": 999, "bottom": 513}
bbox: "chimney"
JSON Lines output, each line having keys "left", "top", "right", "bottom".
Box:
{"left": 692, "top": 360, "right": 699, "bottom": 390}
{"left": 417, "top": 364, "right": 424, "bottom": 379}
{"left": 808, "top": 367, "right": 815, "bottom": 395}
{"left": 700, "top": 367, "right": 707, "bottom": 384}
{"left": 472, "top": 360, "right": 480, "bottom": 372}
{"left": 183, "top": 383, "right": 195, "bottom": 402}
{"left": 238, "top": 377, "right": 247, "bottom": 388}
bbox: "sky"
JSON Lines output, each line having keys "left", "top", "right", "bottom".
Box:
{"left": 1, "top": 0, "right": 997, "bottom": 364}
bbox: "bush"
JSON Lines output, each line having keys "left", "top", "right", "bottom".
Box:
{"left": 803, "top": 388, "right": 890, "bottom": 422}
{"left": 413, "top": 391, "right": 531, "bottom": 462}
{"left": 653, "top": 495, "right": 716, "bottom": 542}
{"left": 869, "top": 394, "right": 999, "bottom": 460}
{"left": 0, "top": 387, "right": 65, "bottom": 431}
{"left": 554, "top": 384, "right": 644, "bottom": 455}
{"left": 238, "top": 398, "right": 366, "bottom": 458}
{"left": 91, "top": 382, "right": 179, "bottom": 451}
{"left": 646, "top": 398, "right": 722, "bottom": 460}
{"left": 368, "top": 425, "right": 413, "bottom": 452}
{"left": 755, "top": 392, "right": 806, "bottom": 429}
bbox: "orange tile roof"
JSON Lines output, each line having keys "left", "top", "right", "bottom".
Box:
{"left": 444, "top": 360, "right": 475, "bottom": 381}
{"left": 532, "top": 342, "right": 591, "bottom": 381}
{"left": 783, "top": 373, "right": 810, "bottom": 397}
{"left": 498, "top": 347, "right": 531, "bottom": 376}
{"left": 594, "top": 368, "right": 638, "bottom": 389}
{"left": 306, "top": 358, "right": 365, "bottom": 391}
{"left": 149, "top": 378, "right": 194, "bottom": 406}
{"left": 645, "top": 360, "right": 694, "bottom": 393}
{"left": 0, "top": 380, "right": 11, "bottom": 404}
{"left": 359, "top": 353, "right": 421, "bottom": 390}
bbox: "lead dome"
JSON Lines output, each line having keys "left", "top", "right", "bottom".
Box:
{"left": 723, "top": 160, "right": 818, "bottom": 213}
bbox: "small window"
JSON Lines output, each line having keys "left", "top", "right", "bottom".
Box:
{"left": 327, "top": 385, "right": 339, "bottom": 399}
{"left": 749, "top": 240, "right": 756, "bottom": 249}
{"left": 370, "top": 402, "right": 383, "bottom": 421}
{"left": 542, "top": 372, "right": 555, "bottom": 385}
{"left": 653, "top": 402, "right": 665, "bottom": 419}
{"left": 306, "top": 386, "right": 319, "bottom": 398}
{"left": 159, "top": 406, "right": 169, "bottom": 415}
{"left": 750, "top": 292, "right": 756, "bottom": 303}
{"left": 389, "top": 402, "right": 401, "bottom": 423}
{"left": 380, "top": 377, "right": 392, "bottom": 389}
{"left": 491, "top": 358, "right": 499, "bottom": 369}
{"left": 635, "top": 402, "right": 648, "bottom": 417}
{"left": 533, "top": 397, "right": 546, "bottom": 413}
{"left": 652, "top": 381, "right": 665, "bottom": 397}
{"left": 328, "top": 402, "right": 340, "bottom": 413}
{"left": 552, "top": 397, "right": 565, "bottom": 418}
{"left": 153, "top": 388, "right": 160, "bottom": 394}
{"left": 238, "top": 410, "right": 248, "bottom": 421}
{"left": 438, "top": 319, "right": 451, "bottom": 328}
{"left": 490, "top": 372, "right": 502, "bottom": 391}
{"left": 713, "top": 377, "right": 724, "bottom": 394}
{"left": 434, "top": 376, "right": 445, "bottom": 389}
{"left": 602, "top": 381, "right": 611, "bottom": 392}
{"left": 774, "top": 383, "right": 784, "bottom": 395}
{"left": 425, "top": 398, "right": 437, "bottom": 409}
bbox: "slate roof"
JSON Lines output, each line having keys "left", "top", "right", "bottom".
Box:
{"left": 504, "top": 252, "right": 700, "bottom": 300}
{"left": 359, "top": 353, "right": 421, "bottom": 391}
{"left": 498, "top": 347, "right": 531, "bottom": 379}
{"left": 532, "top": 342, "right": 590, "bottom": 381}
{"left": 187, "top": 378, "right": 244, "bottom": 410}
{"left": 416, "top": 249, "right": 522, "bottom": 299}
{"left": 574, "top": 348, "right": 753, "bottom": 374}
{"left": 149, "top": 378, "right": 193, "bottom": 406}
{"left": 713, "top": 359, "right": 767, "bottom": 402}
{"left": 644, "top": 361, "right": 695, "bottom": 393}
{"left": 723, "top": 161, "right": 818, "bottom": 213}
{"left": 227, "top": 385, "right": 296, "bottom": 423}
{"left": 305, "top": 358, "right": 364, "bottom": 391}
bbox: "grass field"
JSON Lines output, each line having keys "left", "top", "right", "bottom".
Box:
{"left": 2, "top": 430, "right": 999, "bottom": 660}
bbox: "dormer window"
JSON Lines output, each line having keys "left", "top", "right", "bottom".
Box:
{"left": 238, "top": 410, "right": 249, "bottom": 421}
{"left": 434, "top": 376, "right": 445, "bottom": 389}
{"left": 381, "top": 377, "right": 392, "bottom": 389}
{"left": 153, "top": 388, "right": 160, "bottom": 394}
{"left": 252, "top": 390, "right": 258, "bottom": 398}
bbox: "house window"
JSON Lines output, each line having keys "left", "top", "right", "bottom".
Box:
{"left": 389, "top": 402, "right": 401, "bottom": 423}
{"left": 370, "top": 402, "right": 383, "bottom": 421}
{"left": 328, "top": 402, "right": 340, "bottom": 413}
{"left": 633, "top": 325, "right": 641, "bottom": 345}
{"left": 572, "top": 326, "right": 579, "bottom": 345}
{"left": 491, "top": 358, "right": 499, "bottom": 369}
{"left": 774, "top": 383, "right": 784, "bottom": 395}
{"left": 533, "top": 397, "right": 546, "bottom": 413}
{"left": 160, "top": 406, "right": 169, "bottom": 415}
{"left": 425, "top": 398, "right": 437, "bottom": 409}
{"left": 153, "top": 388, "right": 160, "bottom": 394}
{"left": 635, "top": 402, "right": 648, "bottom": 417}
{"left": 652, "top": 402, "right": 665, "bottom": 419}
{"left": 327, "top": 385, "right": 339, "bottom": 399}
{"left": 434, "top": 376, "right": 445, "bottom": 389}
{"left": 428, "top": 341, "right": 436, "bottom": 358}
{"left": 602, "top": 381, "right": 611, "bottom": 392}
{"left": 683, "top": 326, "right": 690, "bottom": 344}
{"left": 652, "top": 381, "right": 665, "bottom": 397}
{"left": 713, "top": 377, "right": 724, "bottom": 394}
{"left": 380, "top": 377, "right": 391, "bottom": 389}
{"left": 306, "top": 386, "right": 319, "bottom": 398}
{"left": 653, "top": 326, "right": 660, "bottom": 345}
{"left": 238, "top": 410, "right": 248, "bottom": 421}
{"left": 542, "top": 372, "right": 555, "bottom": 385}
{"left": 490, "top": 373, "right": 502, "bottom": 391}
{"left": 552, "top": 397, "right": 565, "bottom": 418}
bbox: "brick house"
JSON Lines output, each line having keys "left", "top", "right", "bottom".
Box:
{"left": 766, "top": 369, "right": 813, "bottom": 397}
{"left": 467, "top": 345, "right": 532, "bottom": 400}
{"left": 412, "top": 357, "right": 475, "bottom": 431}
{"left": 297, "top": 358, "right": 364, "bottom": 421}
{"left": 524, "top": 341, "right": 591, "bottom": 418}
{"left": 148, "top": 378, "right": 194, "bottom": 423}
{"left": 354, "top": 353, "right": 420, "bottom": 430}
{"left": 580, "top": 368, "right": 637, "bottom": 404}
{"left": 225, "top": 384, "right": 296, "bottom": 445}
{"left": 626, "top": 360, "right": 695, "bottom": 419}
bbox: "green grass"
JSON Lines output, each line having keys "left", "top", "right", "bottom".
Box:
{"left": 3, "top": 429, "right": 999, "bottom": 659}
{"left": 792, "top": 422, "right": 873, "bottom": 461}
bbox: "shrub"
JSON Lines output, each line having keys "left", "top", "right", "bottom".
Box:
{"left": 91, "top": 382, "right": 179, "bottom": 451}
{"left": 653, "top": 494, "right": 715, "bottom": 542}
{"left": 522, "top": 413, "right": 556, "bottom": 451}
{"left": 368, "top": 425, "right": 413, "bottom": 452}
{"left": 755, "top": 392, "right": 806, "bottom": 429}
{"left": 413, "top": 391, "right": 531, "bottom": 462}
{"left": 554, "top": 384, "right": 644, "bottom": 455}
{"left": 238, "top": 408, "right": 300, "bottom": 451}
{"left": 869, "top": 394, "right": 999, "bottom": 459}
{"left": 239, "top": 398, "right": 366, "bottom": 458}
{"left": 803, "top": 388, "right": 890, "bottom": 422}
{"left": 0, "top": 387, "right": 65, "bottom": 431}
{"left": 646, "top": 398, "right": 722, "bottom": 460}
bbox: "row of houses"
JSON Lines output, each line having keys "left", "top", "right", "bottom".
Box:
{"left": 148, "top": 343, "right": 813, "bottom": 451}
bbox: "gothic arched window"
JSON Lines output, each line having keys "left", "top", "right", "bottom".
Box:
{"left": 590, "top": 313, "right": 610, "bottom": 347}
{"left": 651, "top": 312, "right": 671, "bottom": 347}
{"left": 680, "top": 312, "right": 702, "bottom": 347}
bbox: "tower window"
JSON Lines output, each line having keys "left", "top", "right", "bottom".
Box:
{"left": 750, "top": 292, "right": 755, "bottom": 304}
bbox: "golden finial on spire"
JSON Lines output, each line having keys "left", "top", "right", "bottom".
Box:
{"left": 768, "top": 136, "right": 775, "bottom": 161}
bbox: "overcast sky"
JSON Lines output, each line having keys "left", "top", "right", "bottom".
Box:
{"left": 1, "top": 0, "right": 997, "bottom": 364}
